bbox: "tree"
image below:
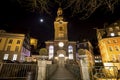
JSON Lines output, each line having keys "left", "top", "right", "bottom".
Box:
{"left": 16, "top": 0, "right": 119, "bottom": 20}
{"left": 39, "top": 48, "right": 48, "bottom": 56}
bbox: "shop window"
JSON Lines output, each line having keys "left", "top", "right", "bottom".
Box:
{"left": 13, "top": 54, "right": 17, "bottom": 61}
{"left": 3, "top": 54, "right": 9, "bottom": 60}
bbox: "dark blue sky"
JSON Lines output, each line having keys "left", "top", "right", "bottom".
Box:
{"left": 0, "top": 0, "right": 120, "bottom": 42}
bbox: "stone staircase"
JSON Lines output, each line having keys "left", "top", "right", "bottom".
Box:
{"left": 50, "top": 66, "right": 76, "bottom": 80}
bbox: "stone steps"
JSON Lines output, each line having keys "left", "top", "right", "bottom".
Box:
{"left": 50, "top": 66, "right": 75, "bottom": 80}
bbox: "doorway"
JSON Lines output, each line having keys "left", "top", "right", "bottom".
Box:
{"left": 58, "top": 54, "right": 65, "bottom": 67}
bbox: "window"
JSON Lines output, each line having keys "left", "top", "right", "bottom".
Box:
{"left": 49, "top": 45, "right": 54, "bottom": 53}
{"left": 118, "top": 32, "right": 120, "bottom": 36}
{"left": 7, "top": 46, "right": 11, "bottom": 51}
{"left": 113, "top": 40, "right": 117, "bottom": 43}
{"left": 17, "top": 40, "right": 20, "bottom": 44}
{"left": 58, "top": 33, "right": 64, "bottom": 37}
{"left": 109, "top": 46, "right": 113, "bottom": 51}
{"left": 107, "top": 40, "right": 111, "bottom": 44}
{"left": 59, "top": 27, "right": 63, "bottom": 31}
{"left": 3, "top": 54, "right": 9, "bottom": 60}
{"left": 49, "top": 45, "right": 54, "bottom": 59}
{"left": 0, "top": 39, "right": 2, "bottom": 43}
{"left": 68, "top": 45, "right": 73, "bottom": 53}
{"left": 15, "top": 46, "right": 19, "bottom": 52}
{"left": 9, "top": 39, "right": 13, "bottom": 44}
{"left": 68, "top": 45, "right": 73, "bottom": 59}
{"left": 13, "top": 54, "right": 17, "bottom": 61}
{"left": 109, "top": 27, "right": 113, "bottom": 31}
{"left": 115, "top": 26, "right": 119, "bottom": 30}
{"left": 115, "top": 46, "right": 119, "bottom": 51}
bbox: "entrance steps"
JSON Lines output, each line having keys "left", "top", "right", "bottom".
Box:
{"left": 49, "top": 66, "right": 75, "bottom": 80}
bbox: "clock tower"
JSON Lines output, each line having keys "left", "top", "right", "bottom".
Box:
{"left": 54, "top": 8, "right": 68, "bottom": 41}
{"left": 45, "top": 8, "right": 76, "bottom": 64}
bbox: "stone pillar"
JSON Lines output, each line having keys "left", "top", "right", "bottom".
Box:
{"left": 37, "top": 60, "right": 47, "bottom": 80}
{"left": 79, "top": 55, "right": 90, "bottom": 80}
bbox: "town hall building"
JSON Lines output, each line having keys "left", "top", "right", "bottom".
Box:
{"left": 45, "top": 8, "right": 76, "bottom": 64}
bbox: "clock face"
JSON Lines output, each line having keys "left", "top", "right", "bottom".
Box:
{"left": 58, "top": 42, "right": 64, "bottom": 47}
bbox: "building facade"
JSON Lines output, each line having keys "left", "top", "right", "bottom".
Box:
{"left": 0, "top": 30, "right": 31, "bottom": 62}
{"left": 45, "top": 8, "right": 76, "bottom": 64}
{"left": 98, "top": 22, "right": 120, "bottom": 70}
{"left": 30, "top": 37, "right": 38, "bottom": 49}
{"left": 76, "top": 40, "right": 94, "bottom": 66}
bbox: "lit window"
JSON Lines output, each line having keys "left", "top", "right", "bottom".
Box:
{"left": 109, "top": 27, "right": 113, "bottom": 31}
{"left": 49, "top": 45, "right": 54, "bottom": 53}
{"left": 3, "top": 54, "right": 9, "bottom": 60}
{"left": 0, "top": 39, "right": 2, "bottom": 43}
{"left": 69, "top": 54, "right": 73, "bottom": 60}
{"left": 7, "top": 46, "right": 11, "bottom": 51}
{"left": 68, "top": 45, "right": 73, "bottom": 59}
{"left": 49, "top": 45, "right": 54, "bottom": 59}
{"left": 68, "top": 45, "right": 73, "bottom": 53}
{"left": 115, "top": 26, "right": 119, "bottom": 30}
{"left": 13, "top": 54, "right": 17, "bottom": 61}
{"left": 15, "top": 46, "right": 19, "bottom": 52}
{"left": 110, "top": 33, "right": 115, "bottom": 36}
{"left": 9, "top": 39, "right": 13, "bottom": 44}
{"left": 17, "top": 40, "right": 20, "bottom": 44}
{"left": 118, "top": 32, "right": 120, "bottom": 36}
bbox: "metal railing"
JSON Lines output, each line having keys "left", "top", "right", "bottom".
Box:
{"left": 0, "top": 63, "right": 38, "bottom": 80}
{"left": 46, "top": 64, "right": 58, "bottom": 80}
{"left": 65, "top": 64, "right": 119, "bottom": 80}
{"left": 93, "top": 66, "right": 118, "bottom": 79}
{"left": 65, "top": 64, "right": 81, "bottom": 80}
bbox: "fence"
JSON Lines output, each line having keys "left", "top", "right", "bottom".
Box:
{"left": 46, "top": 64, "right": 58, "bottom": 80}
{"left": 0, "top": 63, "right": 38, "bottom": 80}
{"left": 65, "top": 64, "right": 81, "bottom": 80}
{"left": 65, "top": 64, "right": 119, "bottom": 80}
{"left": 93, "top": 66, "right": 118, "bottom": 79}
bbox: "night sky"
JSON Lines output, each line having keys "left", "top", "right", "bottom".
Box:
{"left": 0, "top": 0, "right": 120, "bottom": 43}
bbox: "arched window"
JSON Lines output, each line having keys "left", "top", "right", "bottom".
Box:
{"left": 68, "top": 45, "right": 73, "bottom": 59}
{"left": 68, "top": 45, "right": 73, "bottom": 53}
{"left": 49, "top": 45, "right": 54, "bottom": 59}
